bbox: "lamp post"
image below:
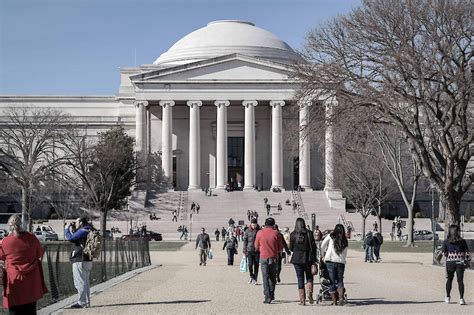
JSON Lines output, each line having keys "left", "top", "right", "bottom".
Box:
{"left": 429, "top": 184, "right": 437, "bottom": 264}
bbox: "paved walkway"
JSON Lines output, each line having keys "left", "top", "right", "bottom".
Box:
{"left": 60, "top": 242, "right": 473, "bottom": 314}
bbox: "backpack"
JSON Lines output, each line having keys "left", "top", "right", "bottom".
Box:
{"left": 83, "top": 228, "right": 102, "bottom": 260}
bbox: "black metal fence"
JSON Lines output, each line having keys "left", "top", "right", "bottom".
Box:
{"left": 42, "top": 239, "right": 151, "bottom": 306}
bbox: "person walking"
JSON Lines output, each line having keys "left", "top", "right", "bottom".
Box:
{"left": 221, "top": 227, "right": 227, "bottom": 242}
{"left": 282, "top": 227, "right": 291, "bottom": 264}
{"left": 364, "top": 231, "right": 375, "bottom": 263}
{"left": 313, "top": 225, "right": 323, "bottom": 259}
{"left": 442, "top": 225, "right": 471, "bottom": 305}
{"left": 228, "top": 217, "right": 235, "bottom": 228}
{"left": 254, "top": 217, "right": 284, "bottom": 304}
{"left": 247, "top": 210, "right": 251, "bottom": 221}
{"left": 243, "top": 219, "right": 261, "bottom": 284}
{"left": 195, "top": 228, "right": 211, "bottom": 266}
{"left": 320, "top": 224, "right": 349, "bottom": 306}
{"left": 222, "top": 233, "right": 238, "bottom": 265}
{"left": 214, "top": 228, "right": 220, "bottom": 242}
{"left": 373, "top": 231, "right": 383, "bottom": 262}
{"left": 274, "top": 224, "right": 290, "bottom": 284}
{"left": 235, "top": 226, "right": 242, "bottom": 241}
{"left": 64, "top": 217, "right": 93, "bottom": 308}
{"left": 289, "top": 218, "right": 317, "bottom": 306}
{"left": 0, "top": 214, "right": 48, "bottom": 314}
{"left": 266, "top": 203, "right": 271, "bottom": 216}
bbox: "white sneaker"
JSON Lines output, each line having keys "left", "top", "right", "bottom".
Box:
{"left": 459, "top": 298, "right": 465, "bottom": 305}
{"left": 248, "top": 278, "right": 252, "bottom": 284}
{"left": 445, "top": 297, "right": 450, "bottom": 304}
{"left": 253, "top": 280, "right": 258, "bottom": 285}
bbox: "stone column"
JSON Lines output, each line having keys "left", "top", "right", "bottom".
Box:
{"left": 135, "top": 100, "right": 148, "bottom": 187}
{"left": 214, "top": 100, "right": 230, "bottom": 189}
{"left": 243, "top": 100, "right": 257, "bottom": 190}
{"left": 159, "top": 100, "right": 175, "bottom": 184}
{"left": 299, "top": 101, "right": 312, "bottom": 191}
{"left": 187, "top": 100, "right": 202, "bottom": 190}
{"left": 324, "top": 99, "right": 335, "bottom": 190}
{"left": 270, "top": 101, "right": 285, "bottom": 190}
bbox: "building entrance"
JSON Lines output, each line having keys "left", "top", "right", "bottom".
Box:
{"left": 228, "top": 137, "right": 244, "bottom": 190}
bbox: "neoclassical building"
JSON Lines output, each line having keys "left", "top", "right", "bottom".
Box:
{"left": 0, "top": 20, "right": 341, "bottom": 202}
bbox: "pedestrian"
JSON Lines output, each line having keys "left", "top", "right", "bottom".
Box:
{"left": 442, "top": 225, "right": 471, "bottom": 305}
{"left": 228, "top": 217, "right": 235, "bottom": 228}
{"left": 373, "top": 231, "right": 383, "bottom": 262}
{"left": 184, "top": 226, "right": 188, "bottom": 240}
{"left": 247, "top": 210, "right": 251, "bottom": 221}
{"left": 254, "top": 217, "right": 285, "bottom": 304}
{"left": 221, "top": 227, "right": 227, "bottom": 242}
{"left": 179, "top": 226, "right": 186, "bottom": 240}
{"left": 313, "top": 225, "right": 323, "bottom": 259}
{"left": 274, "top": 224, "right": 290, "bottom": 284}
{"left": 215, "top": 228, "right": 220, "bottom": 241}
{"left": 223, "top": 233, "right": 238, "bottom": 265}
{"left": 373, "top": 221, "right": 378, "bottom": 232}
{"left": 243, "top": 218, "right": 261, "bottom": 284}
{"left": 266, "top": 203, "right": 271, "bottom": 216}
{"left": 264, "top": 197, "right": 268, "bottom": 204}
{"left": 196, "top": 203, "right": 200, "bottom": 214}
{"left": 289, "top": 218, "right": 317, "bottom": 306}
{"left": 277, "top": 203, "right": 282, "bottom": 212}
{"left": 191, "top": 201, "right": 196, "bottom": 212}
{"left": 195, "top": 227, "right": 211, "bottom": 266}
{"left": 64, "top": 217, "right": 94, "bottom": 308}
{"left": 391, "top": 221, "right": 396, "bottom": 241}
{"left": 282, "top": 227, "right": 291, "bottom": 264}
{"left": 235, "top": 226, "right": 243, "bottom": 241}
{"left": 172, "top": 210, "right": 178, "bottom": 222}
{"left": 320, "top": 224, "right": 349, "bottom": 306}
{"left": 364, "top": 231, "right": 375, "bottom": 263}
{"left": 0, "top": 214, "right": 48, "bottom": 314}
{"left": 396, "top": 220, "right": 402, "bottom": 240}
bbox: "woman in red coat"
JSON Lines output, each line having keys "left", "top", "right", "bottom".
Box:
{"left": 0, "top": 214, "right": 48, "bottom": 315}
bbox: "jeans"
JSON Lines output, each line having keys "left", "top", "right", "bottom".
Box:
{"left": 227, "top": 248, "right": 235, "bottom": 265}
{"left": 247, "top": 251, "right": 260, "bottom": 281}
{"left": 326, "top": 261, "right": 345, "bottom": 293}
{"left": 260, "top": 257, "right": 278, "bottom": 301}
{"left": 374, "top": 244, "right": 381, "bottom": 260}
{"left": 293, "top": 263, "right": 313, "bottom": 289}
{"left": 364, "top": 245, "right": 374, "bottom": 262}
{"left": 446, "top": 262, "right": 465, "bottom": 299}
{"left": 72, "top": 261, "right": 93, "bottom": 306}
{"left": 199, "top": 248, "right": 208, "bottom": 265}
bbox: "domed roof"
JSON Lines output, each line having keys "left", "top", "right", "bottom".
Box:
{"left": 153, "top": 20, "right": 300, "bottom": 65}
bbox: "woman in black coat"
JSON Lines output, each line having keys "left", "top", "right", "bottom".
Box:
{"left": 290, "top": 218, "right": 317, "bottom": 306}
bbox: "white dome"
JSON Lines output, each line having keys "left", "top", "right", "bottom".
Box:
{"left": 154, "top": 20, "right": 300, "bottom": 65}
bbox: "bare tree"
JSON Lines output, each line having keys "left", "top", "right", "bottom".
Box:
{"left": 0, "top": 107, "right": 67, "bottom": 230}
{"left": 295, "top": 0, "right": 473, "bottom": 228}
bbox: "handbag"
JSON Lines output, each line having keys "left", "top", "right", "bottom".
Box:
{"left": 207, "top": 249, "right": 213, "bottom": 260}
{"left": 307, "top": 231, "right": 318, "bottom": 276}
{"left": 240, "top": 256, "right": 248, "bottom": 273}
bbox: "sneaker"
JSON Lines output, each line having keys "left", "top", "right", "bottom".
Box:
{"left": 445, "top": 297, "right": 450, "bottom": 304}
{"left": 459, "top": 298, "right": 465, "bottom": 305}
{"left": 253, "top": 280, "right": 258, "bottom": 285}
{"left": 248, "top": 278, "right": 253, "bottom": 284}
{"left": 69, "top": 303, "right": 85, "bottom": 309}
{"left": 199, "top": 262, "right": 202, "bottom": 266}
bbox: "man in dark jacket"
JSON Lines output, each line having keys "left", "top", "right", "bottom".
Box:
{"left": 243, "top": 218, "right": 261, "bottom": 284}
{"left": 64, "top": 217, "right": 92, "bottom": 308}
{"left": 195, "top": 227, "right": 211, "bottom": 266}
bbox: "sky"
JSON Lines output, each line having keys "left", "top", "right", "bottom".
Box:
{"left": 0, "top": 0, "right": 360, "bottom": 95}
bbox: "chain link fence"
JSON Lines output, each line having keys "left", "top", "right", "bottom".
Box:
{"left": 41, "top": 239, "right": 151, "bottom": 308}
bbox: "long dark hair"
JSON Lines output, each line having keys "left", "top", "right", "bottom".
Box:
{"left": 294, "top": 218, "right": 307, "bottom": 244}
{"left": 447, "top": 225, "right": 462, "bottom": 243}
{"left": 330, "top": 224, "right": 348, "bottom": 254}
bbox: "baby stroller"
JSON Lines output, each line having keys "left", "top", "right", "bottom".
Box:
{"left": 315, "top": 259, "right": 348, "bottom": 304}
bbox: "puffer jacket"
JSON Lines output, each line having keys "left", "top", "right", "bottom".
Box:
{"left": 243, "top": 226, "right": 260, "bottom": 254}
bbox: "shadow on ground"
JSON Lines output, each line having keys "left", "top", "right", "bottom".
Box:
{"left": 89, "top": 300, "right": 211, "bottom": 308}
{"left": 349, "top": 298, "right": 440, "bottom": 306}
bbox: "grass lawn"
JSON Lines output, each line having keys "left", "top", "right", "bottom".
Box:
{"left": 348, "top": 240, "right": 440, "bottom": 252}
{"left": 148, "top": 241, "right": 187, "bottom": 251}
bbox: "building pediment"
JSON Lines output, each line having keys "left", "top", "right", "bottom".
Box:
{"left": 130, "top": 54, "right": 295, "bottom": 83}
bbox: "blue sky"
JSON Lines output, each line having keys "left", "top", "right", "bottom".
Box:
{"left": 0, "top": 0, "right": 360, "bottom": 95}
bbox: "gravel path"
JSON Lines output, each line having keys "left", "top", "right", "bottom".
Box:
{"left": 60, "top": 242, "right": 473, "bottom": 314}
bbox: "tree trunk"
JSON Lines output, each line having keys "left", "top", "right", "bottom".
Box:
{"left": 100, "top": 210, "right": 108, "bottom": 281}
{"left": 21, "top": 184, "right": 30, "bottom": 231}
{"left": 361, "top": 214, "right": 366, "bottom": 241}
{"left": 442, "top": 193, "right": 460, "bottom": 232}
{"left": 377, "top": 215, "right": 382, "bottom": 234}
{"left": 406, "top": 204, "right": 415, "bottom": 247}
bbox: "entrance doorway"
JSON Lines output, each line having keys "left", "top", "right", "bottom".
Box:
{"left": 228, "top": 137, "right": 244, "bottom": 190}
{"left": 293, "top": 157, "right": 299, "bottom": 190}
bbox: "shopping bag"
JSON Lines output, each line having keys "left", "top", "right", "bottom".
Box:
{"left": 240, "top": 256, "right": 248, "bottom": 273}
{"left": 207, "top": 249, "right": 213, "bottom": 260}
